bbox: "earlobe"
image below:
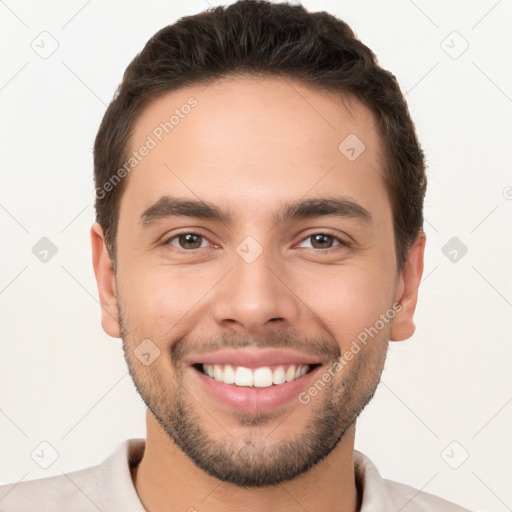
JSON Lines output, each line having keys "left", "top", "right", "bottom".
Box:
{"left": 91, "top": 222, "right": 121, "bottom": 338}
{"left": 390, "top": 231, "right": 426, "bottom": 342}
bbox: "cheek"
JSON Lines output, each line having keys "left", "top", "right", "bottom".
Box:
{"left": 119, "top": 267, "right": 215, "bottom": 341}
{"left": 296, "top": 264, "right": 394, "bottom": 348}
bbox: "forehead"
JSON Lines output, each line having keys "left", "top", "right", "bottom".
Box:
{"left": 120, "top": 76, "right": 389, "bottom": 226}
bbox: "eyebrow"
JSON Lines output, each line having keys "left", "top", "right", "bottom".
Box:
{"left": 139, "top": 194, "right": 372, "bottom": 228}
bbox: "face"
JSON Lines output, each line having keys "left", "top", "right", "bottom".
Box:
{"left": 92, "top": 75, "right": 424, "bottom": 487}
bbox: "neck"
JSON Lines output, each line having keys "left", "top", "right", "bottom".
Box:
{"left": 131, "top": 411, "right": 360, "bottom": 512}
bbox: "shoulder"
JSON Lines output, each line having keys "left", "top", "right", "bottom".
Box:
{"left": 354, "top": 450, "right": 473, "bottom": 512}
{"left": 0, "top": 438, "right": 144, "bottom": 512}
{"left": 0, "top": 465, "right": 100, "bottom": 512}
{"left": 382, "top": 478, "right": 473, "bottom": 512}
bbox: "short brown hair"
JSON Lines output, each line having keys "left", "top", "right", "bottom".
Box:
{"left": 93, "top": 0, "right": 426, "bottom": 271}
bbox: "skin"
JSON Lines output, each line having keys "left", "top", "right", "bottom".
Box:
{"left": 91, "top": 75, "right": 425, "bottom": 512}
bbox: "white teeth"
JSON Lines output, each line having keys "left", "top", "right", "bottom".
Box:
{"left": 213, "top": 364, "right": 223, "bottom": 381}
{"left": 235, "top": 366, "right": 253, "bottom": 386}
{"left": 201, "top": 363, "right": 312, "bottom": 387}
{"left": 253, "top": 367, "right": 273, "bottom": 388}
{"left": 223, "top": 364, "right": 235, "bottom": 384}
{"left": 285, "top": 366, "right": 296, "bottom": 382}
{"left": 272, "top": 365, "right": 286, "bottom": 385}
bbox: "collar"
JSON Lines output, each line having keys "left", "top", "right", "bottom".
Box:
{"left": 97, "top": 439, "right": 395, "bottom": 511}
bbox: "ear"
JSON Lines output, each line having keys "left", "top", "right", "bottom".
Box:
{"left": 91, "top": 222, "right": 121, "bottom": 338}
{"left": 390, "top": 231, "right": 426, "bottom": 342}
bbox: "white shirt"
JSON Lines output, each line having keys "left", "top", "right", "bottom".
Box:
{"left": 0, "top": 438, "right": 471, "bottom": 511}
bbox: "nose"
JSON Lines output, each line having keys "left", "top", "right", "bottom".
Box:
{"left": 211, "top": 241, "right": 302, "bottom": 336}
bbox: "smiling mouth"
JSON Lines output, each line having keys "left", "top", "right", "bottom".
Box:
{"left": 192, "top": 362, "right": 322, "bottom": 388}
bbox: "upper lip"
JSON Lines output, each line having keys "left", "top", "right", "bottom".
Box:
{"left": 186, "top": 349, "right": 323, "bottom": 369}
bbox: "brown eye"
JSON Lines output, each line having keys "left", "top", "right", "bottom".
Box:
{"left": 166, "top": 232, "right": 208, "bottom": 250}
{"left": 297, "top": 232, "right": 348, "bottom": 252}
{"left": 310, "top": 233, "right": 336, "bottom": 249}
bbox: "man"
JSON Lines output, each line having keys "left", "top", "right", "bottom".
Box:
{"left": 0, "top": 1, "right": 472, "bottom": 510}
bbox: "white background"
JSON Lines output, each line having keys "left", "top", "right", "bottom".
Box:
{"left": 1, "top": 1, "right": 511, "bottom": 510}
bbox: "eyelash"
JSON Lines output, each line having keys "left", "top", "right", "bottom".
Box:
{"left": 163, "top": 231, "right": 350, "bottom": 254}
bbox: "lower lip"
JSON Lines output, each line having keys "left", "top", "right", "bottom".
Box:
{"left": 190, "top": 365, "right": 323, "bottom": 414}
